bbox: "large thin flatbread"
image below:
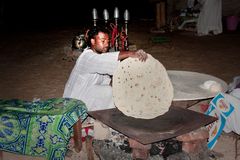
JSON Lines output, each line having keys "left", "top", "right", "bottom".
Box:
{"left": 112, "top": 54, "right": 174, "bottom": 119}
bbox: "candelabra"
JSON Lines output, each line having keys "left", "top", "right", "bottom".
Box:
{"left": 90, "top": 7, "right": 130, "bottom": 51}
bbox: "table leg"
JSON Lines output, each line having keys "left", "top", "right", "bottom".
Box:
{"left": 86, "top": 136, "right": 95, "bottom": 160}
{"left": 73, "top": 119, "right": 82, "bottom": 153}
{"left": 0, "top": 150, "right": 3, "bottom": 160}
{"left": 235, "top": 133, "right": 240, "bottom": 160}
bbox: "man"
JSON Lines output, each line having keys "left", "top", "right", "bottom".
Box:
{"left": 197, "top": 0, "right": 222, "bottom": 36}
{"left": 63, "top": 26, "right": 148, "bottom": 111}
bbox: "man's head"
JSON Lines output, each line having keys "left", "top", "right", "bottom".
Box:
{"left": 86, "top": 26, "right": 110, "bottom": 53}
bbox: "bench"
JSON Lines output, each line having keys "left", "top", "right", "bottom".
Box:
{"left": 0, "top": 98, "right": 88, "bottom": 160}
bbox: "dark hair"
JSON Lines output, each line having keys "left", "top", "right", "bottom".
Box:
{"left": 85, "top": 26, "right": 110, "bottom": 47}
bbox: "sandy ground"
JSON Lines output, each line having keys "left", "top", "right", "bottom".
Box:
{"left": 0, "top": 20, "right": 240, "bottom": 159}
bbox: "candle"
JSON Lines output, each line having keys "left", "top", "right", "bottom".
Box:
{"left": 114, "top": 7, "right": 119, "bottom": 19}
{"left": 124, "top": 9, "right": 130, "bottom": 21}
{"left": 92, "top": 8, "right": 98, "bottom": 20}
{"left": 103, "top": 9, "right": 109, "bottom": 21}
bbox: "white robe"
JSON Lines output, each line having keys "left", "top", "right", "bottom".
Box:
{"left": 197, "top": 0, "right": 222, "bottom": 36}
{"left": 63, "top": 48, "right": 120, "bottom": 111}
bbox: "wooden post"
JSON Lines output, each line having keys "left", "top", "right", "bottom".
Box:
{"left": 156, "top": 2, "right": 161, "bottom": 30}
{"left": 156, "top": 1, "right": 166, "bottom": 30}
{"left": 160, "top": 1, "right": 166, "bottom": 27}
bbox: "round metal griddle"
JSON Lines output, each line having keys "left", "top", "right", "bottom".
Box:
{"left": 167, "top": 70, "right": 228, "bottom": 101}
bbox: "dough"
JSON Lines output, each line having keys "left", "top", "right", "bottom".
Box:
{"left": 200, "top": 80, "right": 222, "bottom": 93}
{"left": 112, "top": 54, "right": 174, "bottom": 119}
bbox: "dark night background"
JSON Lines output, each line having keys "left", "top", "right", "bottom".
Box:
{"left": 0, "top": 0, "right": 155, "bottom": 30}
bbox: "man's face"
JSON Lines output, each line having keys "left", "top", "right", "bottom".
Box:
{"left": 91, "top": 32, "right": 110, "bottom": 53}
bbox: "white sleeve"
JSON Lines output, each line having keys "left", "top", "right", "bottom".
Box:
{"left": 78, "top": 49, "right": 120, "bottom": 75}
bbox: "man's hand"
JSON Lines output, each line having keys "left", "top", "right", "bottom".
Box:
{"left": 118, "top": 49, "right": 148, "bottom": 61}
{"left": 128, "top": 49, "right": 148, "bottom": 62}
{"left": 135, "top": 49, "right": 148, "bottom": 62}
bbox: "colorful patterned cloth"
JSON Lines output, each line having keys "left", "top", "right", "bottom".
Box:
{"left": 0, "top": 98, "right": 88, "bottom": 160}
